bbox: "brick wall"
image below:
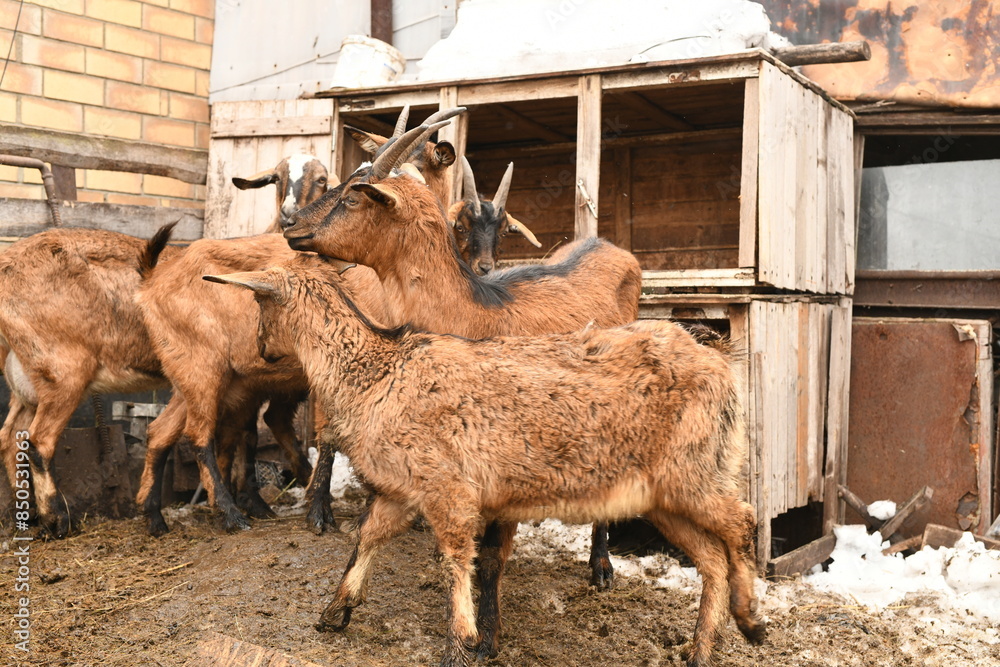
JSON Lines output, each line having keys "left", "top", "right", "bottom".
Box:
{"left": 0, "top": 0, "right": 213, "bottom": 208}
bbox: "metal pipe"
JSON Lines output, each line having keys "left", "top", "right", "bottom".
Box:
{"left": 0, "top": 154, "right": 61, "bottom": 226}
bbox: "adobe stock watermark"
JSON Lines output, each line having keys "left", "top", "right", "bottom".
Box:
{"left": 12, "top": 429, "right": 33, "bottom": 653}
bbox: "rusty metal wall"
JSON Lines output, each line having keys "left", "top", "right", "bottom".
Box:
{"left": 847, "top": 318, "right": 993, "bottom": 536}
{"left": 760, "top": 0, "right": 1000, "bottom": 109}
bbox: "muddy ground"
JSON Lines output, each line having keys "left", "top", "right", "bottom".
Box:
{"left": 2, "top": 493, "right": 998, "bottom": 667}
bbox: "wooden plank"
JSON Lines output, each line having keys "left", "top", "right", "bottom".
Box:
{"left": 601, "top": 61, "right": 759, "bottom": 92}
{"left": 826, "top": 107, "right": 848, "bottom": 295}
{"left": 0, "top": 198, "right": 203, "bottom": 241}
{"left": 846, "top": 127, "right": 861, "bottom": 294}
{"left": 197, "top": 632, "right": 326, "bottom": 667}
{"left": 922, "top": 524, "right": 1000, "bottom": 551}
{"left": 438, "top": 86, "right": 467, "bottom": 208}
{"left": 0, "top": 125, "right": 207, "bottom": 184}
{"left": 822, "top": 298, "right": 853, "bottom": 533}
{"left": 494, "top": 103, "right": 572, "bottom": 142}
{"left": 575, "top": 74, "right": 601, "bottom": 240}
{"left": 616, "top": 91, "right": 696, "bottom": 131}
{"left": 795, "top": 303, "right": 810, "bottom": 508}
{"left": 729, "top": 304, "right": 752, "bottom": 503}
{"left": 880, "top": 486, "right": 934, "bottom": 539}
{"left": 211, "top": 115, "right": 333, "bottom": 138}
{"left": 738, "top": 76, "right": 759, "bottom": 270}
{"left": 772, "top": 40, "right": 871, "bottom": 67}
{"left": 972, "top": 320, "right": 993, "bottom": 535}
{"left": 612, "top": 148, "right": 632, "bottom": 251}
{"left": 810, "top": 304, "right": 831, "bottom": 500}
{"left": 641, "top": 268, "right": 755, "bottom": 288}
{"left": 337, "top": 89, "right": 440, "bottom": 113}
{"left": 837, "top": 484, "right": 882, "bottom": 531}
{"left": 750, "top": 302, "right": 771, "bottom": 568}
{"left": 458, "top": 77, "right": 580, "bottom": 106}
{"left": 797, "top": 86, "right": 820, "bottom": 292}
{"left": 814, "top": 98, "right": 829, "bottom": 293}
{"left": 766, "top": 533, "right": 836, "bottom": 580}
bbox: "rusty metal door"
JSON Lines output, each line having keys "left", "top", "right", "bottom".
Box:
{"left": 847, "top": 318, "right": 993, "bottom": 536}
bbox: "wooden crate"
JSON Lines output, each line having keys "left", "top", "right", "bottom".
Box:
{"left": 319, "top": 51, "right": 858, "bottom": 295}
{"left": 640, "top": 293, "right": 852, "bottom": 566}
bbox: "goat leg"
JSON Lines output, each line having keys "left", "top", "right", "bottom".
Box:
{"left": 474, "top": 520, "right": 517, "bottom": 660}
{"left": 304, "top": 432, "right": 337, "bottom": 535}
{"left": 225, "top": 410, "right": 276, "bottom": 520}
{"left": 193, "top": 438, "right": 250, "bottom": 532}
{"left": 317, "top": 494, "right": 412, "bottom": 631}
{"left": 262, "top": 396, "right": 313, "bottom": 485}
{"left": 588, "top": 521, "right": 614, "bottom": 589}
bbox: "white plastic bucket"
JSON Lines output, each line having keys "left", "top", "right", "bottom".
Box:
{"left": 330, "top": 35, "right": 406, "bottom": 89}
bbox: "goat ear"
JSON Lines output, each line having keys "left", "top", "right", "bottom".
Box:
{"left": 398, "top": 162, "right": 426, "bottom": 184}
{"left": 344, "top": 125, "right": 386, "bottom": 155}
{"left": 352, "top": 183, "right": 399, "bottom": 209}
{"left": 203, "top": 272, "right": 284, "bottom": 300}
{"left": 506, "top": 213, "right": 543, "bottom": 248}
{"left": 232, "top": 170, "right": 278, "bottom": 190}
{"left": 432, "top": 141, "right": 456, "bottom": 168}
{"left": 446, "top": 201, "right": 465, "bottom": 228}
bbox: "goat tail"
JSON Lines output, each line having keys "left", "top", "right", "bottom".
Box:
{"left": 138, "top": 221, "right": 178, "bottom": 279}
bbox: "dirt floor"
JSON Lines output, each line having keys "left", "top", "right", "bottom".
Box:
{"left": 2, "top": 492, "right": 999, "bottom": 667}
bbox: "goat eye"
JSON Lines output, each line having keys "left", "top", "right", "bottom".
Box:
{"left": 455, "top": 225, "right": 466, "bottom": 233}
{"left": 317, "top": 177, "right": 327, "bottom": 185}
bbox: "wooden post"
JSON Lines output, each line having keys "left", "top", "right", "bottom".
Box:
{"left": 575, "top": 74, "right": 601, "bottom": 240}
{"left": 738, "top": 76, "right": 759, "bottom": 269}
{"left": 370, "top": 0, "right": 393, "bottom": 45}
{"left": 438, "top": 86, "right": 467, "bottom": 209}
{"left": 771, "top": 41, "right": 871, "bottom": 67}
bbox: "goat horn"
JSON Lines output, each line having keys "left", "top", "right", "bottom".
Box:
{"left": 370, "top": 120, "right": 453, "bottom": 181}
{"left": 203, "top": 272, "right": 283, "bottom": 300}
{"left": 393, "top": 105, "right": 410, "bottom": 138}
{"left": 506, "top": 213, "right": 542, "bottom": 248}
{"left": 460, "top": 156, "right": 481, "bottom": 216}
{"left": 492, "top": 162, "right": 514, "bottom": 211}
{"left": 423, "top": 106, "right": 466, "bottom": 126}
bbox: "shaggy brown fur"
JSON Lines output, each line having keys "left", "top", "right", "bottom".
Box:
{"left": 209, "top": 263, "right": 765, "bottom": 667}
{"left": 135, "top": 234, "right": 389, "bottom": 535}
{"left": 0, "top": 228, "right": 184, "bottom": 537}
{"left": 284, "top": 165, "right": 642, "bottom": 594}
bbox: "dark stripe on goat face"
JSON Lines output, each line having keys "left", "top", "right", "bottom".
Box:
{"left": 448, "top": 232, "right": 514, "bottom": 309}
{"left": 283, "top": 178, "right": 353, "bottom": 247}
{"left": 456, "top": 200, "right": 507, "bottom": 276}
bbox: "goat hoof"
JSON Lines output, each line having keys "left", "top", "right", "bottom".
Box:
{"left": 42, "top": 511, "right": 70, "bottom": 540}
{"left": 242, "top": 493, "right": 277, "bottom": 520}
{"left": 740, "top": 618, "right": 767, "bottom": 645}
{"left": 475, "top": 640, "right": 498, "bottom": 661}
{"left": 440, "top": 642, "right": 475, "bottom": 667}
{"left": 146, "top": 515, "right": 171, "bottom": 537}
{"left": 589, "top": 558, "right": 614, "bottom": 590}
{"left": 316, "top": 603, "right": 352, "bottom": 632}
{"left": 305, "top": 498, "right": 335, "bottom": 535}
{"left": 221, "top": 511, "right": 251, "bottom": 533}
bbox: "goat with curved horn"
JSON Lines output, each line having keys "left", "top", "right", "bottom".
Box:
{"left": 392, "top": 104, "right": 410, "bottom": 138}
{"left": 370, "top": 120, "right": 453, "bottom": 181}
{"left": 492, "top": 162, "right": 514, "bottom": 211}
{"left": 460, "top": 156, "right": 481, "bottom": 216}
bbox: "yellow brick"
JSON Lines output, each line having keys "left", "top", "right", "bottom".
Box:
{"left": 0, "top": 183, "right": 44, "bottom": 199}
{"left": 42, "top": 9, "right": 103, "bottom": 46}
{"left": 85, "top": 0, "right": 142, "bottom": 28}
{"left": 43, "top": 69, "right": 105, "bottom": 105}
{"left": 76, "top": 189, "right": 106, "bottom": 203}
{"left": 84, "top": 106, "right": 141, "bottom": 139}
{"left": 194, "top": 16, "right": 212, "bottom": 44}
{"left": 86, "top": 47, "right": 142, "bottom": 83}
{"left": 0, "top": 91, "right": 15, "bottom": 122}
{"left": 194, "top": 69, "right": 208, "bottom": 96}
{"left": 0, "top": 28, "right": 17, "bottom": 61}
{"left": 160, "top": 35, "right": 211, "bottom": 70}
{"left": 105, "top": 79, "right": 159, "bottom": 113}
{"left": 21, "top": 34, "right": 86, "bottom": 72}
{"left": 23, "top": 167, "right": 43, "bottom": 184}
{"left": 143, "top": 59, "right": 195, "bottom": 93}
{"left": 194, "top": 121, "right": 208, "bottom": 149}
{"left": 86, "top": 169, "right": 142, "bottom": 194}
{"left": 0, "top": 164, "right": 18, "bottom": 182}
{"left": 22, "top": 96, "right": 83, "bottom": 132}
{"left": 0, "top": 1, "right": 41, "bottom": 35}
{"left": 143, "top": 116, "right": 194, "bottom": 147}
{"left": 143, "top": 0, "right": 169, "bottom": 6}
{"left": 28, "top": 0, "right": 83, "bottom": 16}
{"left": 0, "top": 63, "right": 41, "bottom": 95}
{"left": 169, "top": 0, "right": 213, "bottom": 19}
{"left": 143, "top": 174, "right": 193, "bottom": 198}
{"left": 168, "top": 91, "right": 207, "bottom": 122}
{"left": 106, "top": 192, "right": 158, "bottom": 206}
{"left": 142, "top": 5, "right": 193, "bottom": 40}
{"left": 105, "top": 23, "right": 159, "bottom": 58}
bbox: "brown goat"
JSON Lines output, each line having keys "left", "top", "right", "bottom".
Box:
{"left": 0, "top": 228, "right": 183, "bottom": 537}
{"left": 343, "top": 105, "right": 464, "bottom": 206}
{"left": 233, "top": 153, "right": 335, "bottom": 232}
{"left": 283, "top": 126, "right": 642, "bottom": 642}
{"left": 208, "top": 262, "right": 765, "bottom": 667}
{"left": 134, "top": 233, "right": 389, "bottom": 535}
{"left": 447, "top": 157, "right": 542, "bottom": 275}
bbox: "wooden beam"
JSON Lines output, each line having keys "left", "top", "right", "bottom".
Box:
{"left": 878, "top": 486, "right": 934, "bottom": 539}
{"left": 574, "top": 75, "right": 601, "bottom": 240}
{"left": 0, "top": 199, "right": 203, "bottom": 241}
{"left": 494, "top": 104, "right": 571, "bottom": 142}
{"left": 766, "top": 533, "right": 836, "bottom": 580}
{"left": 0, "top": 126, "right": 207, "bottom": 184}
{"left": 772, "top": 41, "right": 871, "bottom": 67}
{"left": 210, "top": 115, "right": 333, "bottom": 138}
{"left": 738, "top": 76, "right": 759, "bottom": 269}
{"left": 616, "top": 91, "right": 695, "bottom": 131}
{"left": 612, "top": 148, "right": 631, "bottom": 251}
{"left": 837, "top": 484, "right": 881, "bottom": 531}
{"left": 438, "top": 86, "right": 467, "bottom": 208}
{"left": 197, "top": 632, "right": 326, "bottom": 667}
{"left": 370, "top": 0, "right": 393, "bottom": 45}
{"left": 922, "top": 523, "right": 1000, "bottom": 551}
